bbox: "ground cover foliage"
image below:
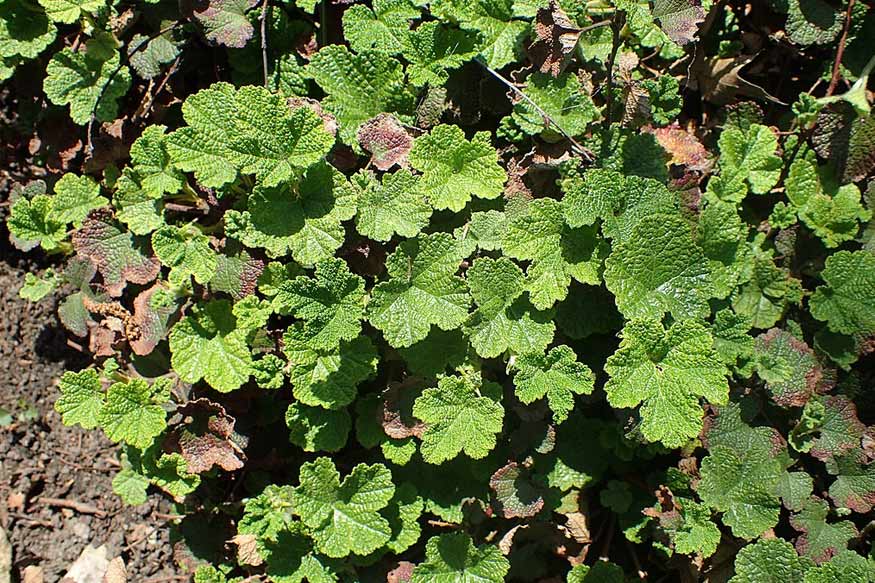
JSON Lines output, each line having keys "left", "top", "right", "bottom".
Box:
{"left": 5, "top": 0, "right": 875, "bottom": 579}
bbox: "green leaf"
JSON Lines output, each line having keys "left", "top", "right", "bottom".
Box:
{"left": 604, "top": 214, "right": 715, "bottom": 321}
{"left": 384, "top": 482, "right": 424, "bottom": 553}
{"left": 19, "top": 270, "right": 60, "bottom": 301}
{"left": 225, "top": 162, "right": 357, "bottom": 264}
{"left": 698, "top": 402, "right": 793, "bottom": 539}
{"left": 463, "top": 256, "right": 555, "bottom": 358}
{"left": 810, "top": 250, "right": 875, "bottom": 336}
{"left": 286, "top": 402, "right": 351, "bottom": 452}
{"left": 729, "top": 538, "right": 813, "bottom": 582}
{"left": 113, "top": 170, "right": 165, "bottom": 236}
{"left": 605, "top": 319, "right": 729, "bottom": 448}
{"left": 56, "top": 369, "right": 104, "bottom": 429}
{"left": 275, "top": 257, "right": 365, "bottom": 349}
{"left": 98, "top": 378, "right": 167, "bottom": 449}
{"left": 785, "top": 157, "right": 871, "bottom": 248}
{"left": 708, "top": 123, "right": 782, "bottom": 202}
{"left": 802, "top": 550, "right": 872, "bottom": 583}
{"left": 307, "top": 45, "right": 414, "bottom": 143}
{"left": 398, "top": 328, "right": 469, "bottom": 377}
{"left": 168, "top": 300, "right": 253, "bottom": 392}
{"left": 353, "top": 169, "right": 432, "bottom": 242}
{"left": 43, "top": 47, "right": 131, "bottom": 125}
{"left": 567, "top": 562, "right": 626, "bottom": 583}
{"left": 786, "top": 0, "right": 842, "bottom": 46}
{"left": 404, "top": 21, "right": 479, "bottom": 87}
{"left": 503, "top": 198, "right": 606, "bottom": 309}
{"left": 112, "top": 451, "right": 150, "bottom": 506}
{"left": 130, "top": 125, "right": 185, "bottom": 197}
{"left": 790, "top": 497, "right": 857, "bottom": 564}
{"left": 696, "top": 196, "right": 754, "bottom": 299}
{"left": 732, "top": 253, "right": 802, "bottom": 329}
{"left": 8, "top": 195, "right": 66, "bottom": 251}
{"left": 342, "top": 0, "right": 419, "bottom": 54}
{"left": 166, "top": 83, "right": 334, "bottom": 188}
{"left": 38, "top": 0, "right": 103, "bottom": 23}
{"left": 291, "top": 457, "right": 395, "bottom": 557}
{"left": 434, "top": 0, "right": 528, "bottom": 68}
{"left": 283, "top": 323, "right": 378, "bottom": 409}
{"left": 51, "top": 173, "right": 107, "bottom": 225}
{"left": 511, "top": 72, "right": 599, "bottom": 140}
{"left": 368, "top": 232, "right": 470, "bottom": 348}
{"left": 560, "top": 168, "right": 626, "bottom": 228}
{"left": 410, "top": 533, "right": 510, "bottom": 583}
{"left": 412, "top": 373, "right": 504, "bottom": 463}
{"left": 711, "top": 308, "right": 755, "bottom": 369}
{"left": 513, "top": 345, "right": 594, "bottom": 424}
{"left": 152, "top": 225, "right": 217, "bottom": 285}
{"left": 409, "top": 124, "right": 506, "bottom": 212}
{"left": 808, "top": 395, "right": 866, "bottom": 462}
{"left": 0, "top": 0, "right": 56, "bottom": 61}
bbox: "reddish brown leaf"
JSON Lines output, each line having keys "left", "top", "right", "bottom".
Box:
{"left": 357, "top": 114, "right": 413, "bottom": 171}
{"left": 164, "top": 399, "right": 246, "bottom": 474}
{"left": 130, "top": 284, "right": 182, "bottom": 356}
{"left": 649, "top": 125, "right": 714, "bottom": 172}
{"left": 528, "top": 0, "right": 582, "bottom": 77}
{"left": 380, "top": 381, "right": 425, "bottom": 440}
{"left": 489, "top": 461, "right": 545, "bottom": 519}
{"left": 72, "top": 209, "right": 160, "bottom": 297}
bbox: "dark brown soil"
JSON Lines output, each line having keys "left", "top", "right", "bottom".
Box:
{"left": 0, "top": 224, "right": 183, "bottom": 581}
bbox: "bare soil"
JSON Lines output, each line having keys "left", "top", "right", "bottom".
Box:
{"left": 0, "top": 222, "right": 183, "bottom": 581}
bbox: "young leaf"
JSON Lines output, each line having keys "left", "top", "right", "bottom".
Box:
{"left": 404, "top": 21, "right": 479, "bottom": 87}
{"left": 353, "top": 170, "right": 432, "bottom": 242}
{"left": 8, "top": 195, "right": 66, "bottom": 251}
{"left": 604, "top": 319, "right": 729, "bottom": 448}
{"left": 51, "top": 173, "right": 107, "bottom": 225}
{"left": 729, "top": 538, "right": 813, "bottom": 583}
{"left": 433, "top": 0, "right": 528, "bottom": 69}
{"left": 342, "top": 0, "right": 419, "bottom": 54}
{"left": 409, "top": 124, "right": 506, "bottom": 212}
{"left": 463, "top": 256, "right": 555, "bottom": 358}
{"left": 604, "top": 214, "right": 715, "bottom": 321}
{"left": 368, "top": 233, "right": 470, "bottom": 348}
{"left": 410, "top": 533, "right": 510, "bottom": 583}
{"left": 0, "top": 0, "right": 56, "bottom": 61}
{"left": 129, "top": 125, "right": 185, "bottom": 197}
{"left": 98, "top": 379, "right": 168, "bottom": 449}
{"left": 275, "top": 257, "right": 365, "bottom": 350}
{"left": 56, "top": 369, "right": 104, "bottom": 429}
{"left": 412, "top": 374, "right": 504, "bottom": 463}
{"left": 503, "top": 198, "right": 606, "bottom": 309}
{"left": 513, "top": 345, "right": 594, "bottom": 424}
{"left": 225, "top": 162, "right": 357, "bottom": 264}
{"left": 810, "top": 250, "right": 875, "bottom": 337}
{"left": 283, "top": 323, "right": 378, "bottom": 409}
{"left": 152, "top": 225, "right": 218, "bottom": 285}
{"left": 168, "top": 300, "right": 253, "bottom": 393}
{"left": 291, "top": 457, "right": 395, "bottom": 557}
{"left": 285, "top": 402, "right": 351, "bottom": 452}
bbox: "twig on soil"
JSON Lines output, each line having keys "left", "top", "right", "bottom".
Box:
{"left": 9, "top": 513, "right": 54, "bottom": 528}
{"left": 826, "top": 0, "right": 856, "bottom": 97}
{"left": 36, "top": 496, "right": 106, "bottom": 517}
{"left": 476, "top": 58, "right": 594, "bottom": 162}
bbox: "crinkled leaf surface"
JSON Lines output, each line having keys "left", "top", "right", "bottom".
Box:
{"left": 605, "top": 319, "right": 729, "bottom": 448}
